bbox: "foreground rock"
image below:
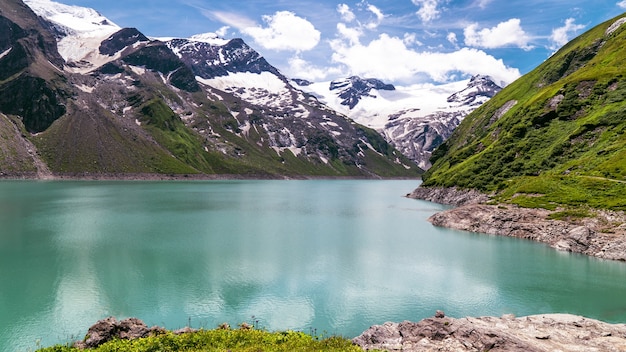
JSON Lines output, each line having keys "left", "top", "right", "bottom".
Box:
{"left": 73, "top": 317, "right": 197, "bottom": 349}
{"left": 354, "top": 312, "right": 626, "bottom": 352}
{"left": 409, "top": 187, "right": 626, "bottom": 261}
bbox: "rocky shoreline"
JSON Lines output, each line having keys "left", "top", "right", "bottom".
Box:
{"left": 408, "top": 186, "right": 626, "bottom": 261}
{"left": 72, "top": 313, "right": 626, "bottom": 352}
{"left": 353, "top": 311, "right": 626, "bottom": 352}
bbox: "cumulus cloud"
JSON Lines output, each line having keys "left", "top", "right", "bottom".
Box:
{"left": 287, "top": 55, "right": 343, "bottom": 81}
{"left": 464, "top": 18, "right": 533, "bottom": 50}
{"left": 336, "top": 22, "right": 363, "bottom": 45}
{"left": 210, "top": 11, "right": 320, "bottom": 52}
{"left": 329, "top": 33, "right": 520, "bottom": 85}
{"left": 337, "top": 4, "right": 356, "bottom": 22}
{"left": 619, "top": 1, "right": 626, "bottom": 9}
{"left": 412, "top": 0, "right": 442, "bottom": 22}
{"left": 215, "top": 26, "right": 230, "bottom": 38}
{"left": 550, "top": 18, "right": 586, "bottom": 50}
{"left": 447, "top": 32, "right": 458, "bottom": 46}
{"left": 242, "top": 11, "right": 321, "bottom": 51}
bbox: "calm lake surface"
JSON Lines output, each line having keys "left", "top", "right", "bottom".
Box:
{"left": 1, "top": 180, "right": 626, "bottom": 351}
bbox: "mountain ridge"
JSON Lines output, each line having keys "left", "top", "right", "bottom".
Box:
{"left": 0, "top": 0, "right": 422, "bottom": 179}
{"left": 297, "top": 74, "right": 501, "bottom": 169}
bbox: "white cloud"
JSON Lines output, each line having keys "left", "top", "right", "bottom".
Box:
{"left": 208, "top": 11, "right": 257, "bottom": 29}
{"left": 365, "top": 4, "right": 385, "bottom": 29}
{"left": 549, "top": 18, "right": 586, "bottom": 50}
{"left": 412, "top": 0, "right": 442, "bottom": 22}
{"left": 240, "top": 11, "right": 321, "bottom": 52}
{"left": 619, "top": 1, "right": 626, "bottom": 9}
{"left": 215, "top": 26, "right": 230, "bottom": 38}
{"left": 403, "top": 33, "right": 421, "bottom": 46}
{"left": 475, "top": 0, "right": 493, "bottom": 8}
{"left": 447, "top": 32, "right": 458, "bottom": 46}
{"left": 464, "top": 18, "right": 533, "bottom": 50}
{"left": 337, "top": 4, "right": 356, "bottom": 23}
{"left": 329, "top": 33, "right": 520, "bottom": 85}
{"left": 336, "top": 22, "right": 363, "bottom": 45}
{"left": 287, "top": 55, "right": 343, "bottom": 81}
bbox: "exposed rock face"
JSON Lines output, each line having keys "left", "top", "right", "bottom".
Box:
{"left": 354, "top": 312, "right": 626, "bottom": 352}
{"left": 427, "top": 203, "right": 626, "bottom": 261}
{"left": 410, "top": 186, "right": 626, "bottom": 261}
{"left": 73, "top": 317, "right": 202, "bottom": 349}
{"left": 73, "top": 317, "right": 167, "bottom": 349}
{"left": 407, "top": 186, "right": 490, "bottom": 206}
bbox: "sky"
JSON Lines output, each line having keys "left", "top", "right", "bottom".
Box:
{"left": 51, "top": 0, "right": 626, "bottom": 86}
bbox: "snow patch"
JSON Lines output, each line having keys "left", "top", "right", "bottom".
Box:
{"left": 606, "top": 18, "right": 626, "bottom": 36}
{"left": 244, "top": 108, "right": 254, "bottom": 115}
{"left": 76, "top": 84, "right": 94, "bottom": 93}
{"left": 301, "top": 79, "right": 471, "bottom": 130}
{"left": 129, "top": 65, "right": 146, "bottom": 75}
{"left": 25, "top": 0, "right": 121, "bottom": 66}
{"left": 188, "top": 33, "right": 229, "bottom": 46}
{"left": 196, "top": 72, "right": 293, "bottom": 109}
{"left": 0, "top": 47, "right": 12, "bottom": 59}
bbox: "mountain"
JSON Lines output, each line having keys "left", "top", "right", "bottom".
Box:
{"left": 296, "top": 75, "right": 501, "bottom": 169}
{"left": 0, "top": 0, "right": 421, "bottom": 179}
{"left": 420, "top": 13, "right": 626, "bottom": 210}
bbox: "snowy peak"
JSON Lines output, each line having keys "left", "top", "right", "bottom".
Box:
{"left": 329, "top": 76, "right": 395, "bottom": 109}
{"left": 23, "top": 0, "right": 119, "bottom": 37}
{"left": 167, "top": 37, "right": 281, "bottom": 79}
{"left": 99, "top": 28, "right": 149, "bottom": 56}
{"left": 24, "top": 0, "right": 121, "bottom": 64}
{"left": 446, "top": 74, "right": 502, "bottom": 107}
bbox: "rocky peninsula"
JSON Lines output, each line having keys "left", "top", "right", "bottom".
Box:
{"left": 408, "top": 186, "right": 626, "bottom": 261}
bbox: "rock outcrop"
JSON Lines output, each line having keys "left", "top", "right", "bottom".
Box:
{"left": 428, "top": 203, "right": 626, "bottom": 261}
{"left": 409, "top": 186, "right": 626, "bottom": 261}
{"left": 354, "top": 311, "right": 626, "bottom": 352}
{"left": 407, "top": 186, "right": 490, "bottom": 206}
{"left": 73, "top": 317, "right": 197, "bottom": 349}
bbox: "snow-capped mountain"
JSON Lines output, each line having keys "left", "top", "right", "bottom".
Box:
{"left": 296, "top": 75, "right": 502, "bottom": 169}
{"left": 3, "top": 0, "right": 419, "bottom": 178}
{"left": 24, "top": 0, "right": 120, "bottom": 67}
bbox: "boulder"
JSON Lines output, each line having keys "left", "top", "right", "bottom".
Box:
{"left": 74, "top": 317, "right": 166, "bottom": 349}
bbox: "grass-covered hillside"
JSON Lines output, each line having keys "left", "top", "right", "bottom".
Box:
{"left": 422, "top": 14, "right": 626, "bottom": 210}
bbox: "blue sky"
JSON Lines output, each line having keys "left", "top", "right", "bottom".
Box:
{"left": 52, "top": 0, "right": 626, "bottom": 85}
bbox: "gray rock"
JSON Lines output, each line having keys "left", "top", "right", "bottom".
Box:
{"left": 354, "top": 314, "right": 626, "bottom": 352}
{"left": 408, "top": 186, "right": 490, "bottom": 206}
{"left": 74, "top": 317, "right": 166, "bottom": 349}
{"left": 424, "top": 203, "right": 626, "bottom": 262}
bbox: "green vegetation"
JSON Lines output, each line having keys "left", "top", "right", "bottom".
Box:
{"left": 37, "top": 329, "right": 368, "bottom": 352}
{"left": 422, "top": 13, "right": 626, "bottom": 211}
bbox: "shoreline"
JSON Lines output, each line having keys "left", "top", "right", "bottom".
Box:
{"left": 408, "top": 186, "right": 626, "bottom": 262}
{"left": 0, "top": 172, "right": 421, "bottom": 181}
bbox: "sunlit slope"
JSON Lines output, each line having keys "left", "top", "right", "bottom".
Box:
{"left": 422, "top": 14, "right": 626, "bottom": 210}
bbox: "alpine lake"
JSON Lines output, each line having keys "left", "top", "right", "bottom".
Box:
{"left": 1, "top": 179, "right": 626, "bottom": 351}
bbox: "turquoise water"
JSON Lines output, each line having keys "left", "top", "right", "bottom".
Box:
{"left": 1, "top": 180, "right": 625, "bottom": 351}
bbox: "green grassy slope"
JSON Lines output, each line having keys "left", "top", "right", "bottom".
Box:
{"left": 422, "top": 13, "right": 626, "bottom": 210}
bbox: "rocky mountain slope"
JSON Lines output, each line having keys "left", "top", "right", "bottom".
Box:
{"left": 419, "top": 13, "right": 626, "bottom": 210}
{"left": 297, "top": 75, "right": 501, "bottom": 169}
{"left": 0, "top": 0, "right": 421, "bottom": 179}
